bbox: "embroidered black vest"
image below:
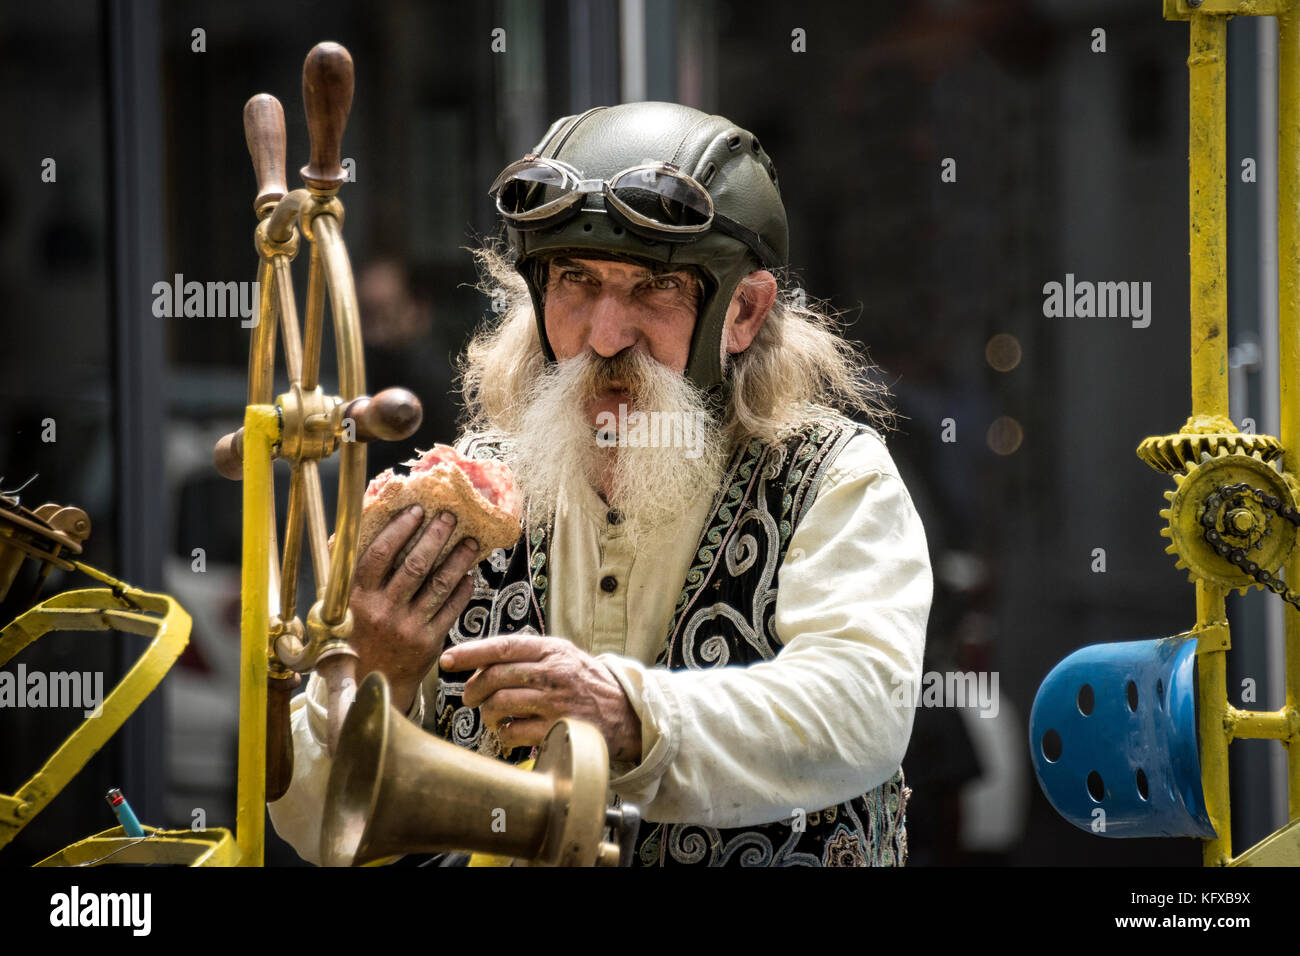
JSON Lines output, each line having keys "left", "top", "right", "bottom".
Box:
{"left": 433, "top": 412, "right": 910, "bottom": 867}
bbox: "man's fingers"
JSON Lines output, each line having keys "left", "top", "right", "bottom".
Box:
{"left": 427, "top": 574, "right": 475, "bottom": 637}
{"left": 439, "top": 634, "right": 552, "bottom": 673}
{"left": 353, "top": 505, "right": 424, "bottom": 591}
{"left": 496, "top": 716, "right": 552, "bottom": 752}
{"left": 412, "top": 535, "right": 480, "bottom": 615}
{"left": 462, "top": 660, "right": 549, "bottom": 709}
{"left": 479, "top": 688, "right": 549, "bottom": 730}
{"left": 387, "top": 511, "right": 458, "bottom": 604}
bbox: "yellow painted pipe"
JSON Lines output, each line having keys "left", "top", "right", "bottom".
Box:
{"left": 235, "top": 404, "right": 278, "bottom": 866}
{"left": 1185, "top": 8, "right": 1234, "bottom": 867}
{"left": 1277, "top": 5, "right": 1300, "bottom": 827}
{"left": 1226, "top": 707, "right": 1297, "bottom": 741}
{"left": 1188, "top": 13, "right": 1229, "bottom": 420}
{"left": 1195, "top": 581, "right": 1231, "bottom": 865}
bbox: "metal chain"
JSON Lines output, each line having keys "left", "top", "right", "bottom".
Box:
{"left": 1201, "top": 481, "right": 1300, "bottom": 610}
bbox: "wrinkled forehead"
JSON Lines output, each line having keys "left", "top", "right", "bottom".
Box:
{"left": 543, "top": 251, "right": 704, "bottom": 285}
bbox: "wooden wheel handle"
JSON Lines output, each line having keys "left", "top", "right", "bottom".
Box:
{"left": 343, "top": 387, "right": 423, "bottom": 442}
{"left": 244, "top": 93, "right": 287, "bottom": 216}
{"left": 300, "top": 42, "right": 354, "bottom": 193}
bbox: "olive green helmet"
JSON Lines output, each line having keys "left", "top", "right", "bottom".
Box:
{"left": 491, "top": 101, "right": 789, "bottom": 394}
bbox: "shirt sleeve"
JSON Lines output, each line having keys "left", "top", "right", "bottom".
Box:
{"left": 267, "top": 670, "right": 427, "bottom": 865}
{"left": 598, "top": 432, "right": 932, "bottom": 828}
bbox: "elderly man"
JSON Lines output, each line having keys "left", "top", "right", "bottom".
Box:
{"left": 269, "top": 101, "right": 932, "bottom": 867}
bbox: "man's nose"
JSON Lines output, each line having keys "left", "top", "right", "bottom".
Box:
{"left": 586, "top": 293, "right": 639, "bottom": 358}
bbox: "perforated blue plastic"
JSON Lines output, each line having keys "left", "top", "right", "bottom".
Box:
{"left": 1029, "top": 635, "right": 1215, "bottom": 838}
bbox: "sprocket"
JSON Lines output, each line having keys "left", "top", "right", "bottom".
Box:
{"left": 1159, "top": 447, "right": 1298, "bottom": 592}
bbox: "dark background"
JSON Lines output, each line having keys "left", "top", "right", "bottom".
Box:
{"left": 0, "top": 0, "right": 1290, "bottom": 866}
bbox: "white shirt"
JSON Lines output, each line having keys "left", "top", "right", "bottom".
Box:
{"left": 268, "top": 425, "right": 932, "bottom": 863}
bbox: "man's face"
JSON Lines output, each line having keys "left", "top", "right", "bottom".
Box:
{"left": 541, "top": 256, "right": 703, "bottom": 424}
{"left": 499, "top": 250, "right": 777, "bottom": 545}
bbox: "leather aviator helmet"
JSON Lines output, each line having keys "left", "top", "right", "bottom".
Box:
{"left": 489, "top": 101, "right": 790, "bottom": 396}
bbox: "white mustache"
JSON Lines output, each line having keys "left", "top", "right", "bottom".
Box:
{"left": 501, "top": 351, "right": 728, "bottom": 550}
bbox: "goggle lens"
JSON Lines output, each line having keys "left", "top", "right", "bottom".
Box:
{"left": 490, "top": 160, "right": 579, "bottom": 218}
{"left": 608, "top": 167, "right": 712, "bottom": 229}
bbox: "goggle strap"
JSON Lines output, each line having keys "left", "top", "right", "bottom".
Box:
{"left": 709, "top": 213, "right": 783, "bottom": 271}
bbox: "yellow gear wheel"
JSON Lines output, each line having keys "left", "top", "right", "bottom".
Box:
{"left": 1159, "top": 447, "right": 1298, "bottom": 592}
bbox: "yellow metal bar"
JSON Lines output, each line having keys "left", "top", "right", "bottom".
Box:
{"left": 236, "top": 404, "right": 278, "bottom": 866}
{"left": 35, "top": 825, "right": 239, "bottom": 867}
{"left": 1185, "top": 8, "right": 1235, "bottom": 868}
{"left": 1166, "top": 0, "right": 1288, "bottom": 17}
{"left": 1188, "top": 13, "right": 1229, "bottom": 420}
{"left": 1226, "top": 706, "right": 1299, "bottom": 740}
{"left": 1195, "top": 584, "right": 1232, "bottom": 864}
{"left": 1278, "top": 4, "right": 1300, "bottom": 827}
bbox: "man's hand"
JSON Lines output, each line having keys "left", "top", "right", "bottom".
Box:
{"left": 440, "top": 635, "right": 643, "bottom": 763}
{"left": 349, "top": 505, "right": 480, "bottom": 714}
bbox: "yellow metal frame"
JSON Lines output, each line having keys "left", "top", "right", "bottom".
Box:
{"left": 0, "top": 575, "right": 190, "bottom": 852}
{"left": 0, "top": 562, "right": 255, "bottom": 866}
{"left": 1155, "top": 0, "right": 1300, "bottom": 866}
{"left": 34, "top": 825, "right": 238, "bottom": 867}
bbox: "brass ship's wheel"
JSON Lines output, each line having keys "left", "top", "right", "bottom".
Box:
{"left": 213, "top": 44, "right": 422, "bottom": 796}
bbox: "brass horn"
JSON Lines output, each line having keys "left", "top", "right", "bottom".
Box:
{"left": 321, "top": 673, "right": 637, "bottom": 867}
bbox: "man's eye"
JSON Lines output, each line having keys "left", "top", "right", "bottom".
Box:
{"left": 560, "top": 270, "right": 591, "bottom": 284}
{"left": 646, "top": 276, "right": 682, "bottom": 291}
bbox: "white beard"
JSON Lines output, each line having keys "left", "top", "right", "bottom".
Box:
{"left": 499, "top": 349, "right": 730, "bottom": 554}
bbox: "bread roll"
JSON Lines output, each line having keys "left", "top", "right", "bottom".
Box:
{"left": 357, "top": 444, "right": 522, "bottom": 570}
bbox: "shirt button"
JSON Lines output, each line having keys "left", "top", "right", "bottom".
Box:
{"left": 600, "top": 575, "right": 618, "bottom": 593}
{"left": 607, "top": 509, "right": 623, "bottom": 525}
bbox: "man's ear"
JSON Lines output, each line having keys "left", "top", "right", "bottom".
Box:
{"left": 722, "top": 270, "right": 778, "bottom": 355}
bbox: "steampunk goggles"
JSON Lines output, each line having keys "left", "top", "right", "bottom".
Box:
{"left": 489, "top": 154, "right": 716, "bottom": 243}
